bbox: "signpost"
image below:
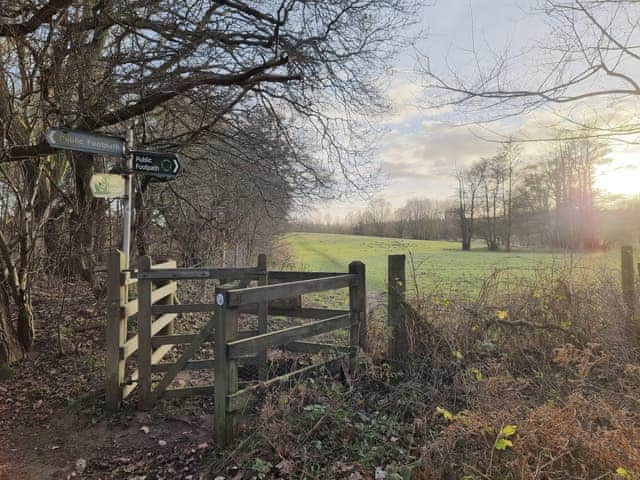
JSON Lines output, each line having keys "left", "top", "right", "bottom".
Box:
{"left": 44, "top": 127, "right": 181, "bottom": 269}
{"left": 132, "top": 150, "right": 181, "bottom": 179}
{"left": 45, "top": 128, "right": 125, "bottom": 157}
{"left": 89, "top": 173, "right": 126, "bottom": 198}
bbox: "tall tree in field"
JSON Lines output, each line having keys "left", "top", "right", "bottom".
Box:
{"left": 498, "top": 141, "right": 520, "bottom": 251}
{"left": 455, "top": 164, "right": 483, "bottom": 251}
{"left": 0, "top": 0, "right": 420, "bottom": 367}
{"left": 545, "top": 135, "right": 609, "bottom": 249}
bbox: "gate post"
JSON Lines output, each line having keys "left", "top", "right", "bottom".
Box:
{"left": 622, "top": 246, "right": 636, "bottom": 313}
{"left": 349, "top": 261, "right": 367, "bottom": 354}
{"left": 105, "top": 250, "right": 126, "bottom": 409}
{"left": 256, "top": 254, "right": 269, "bottom": 380}
{"left": 138, "top": 255, "right": 153, "bottom": 409}
{"left": 388, "top": 254, "right": 407, "bottom": 361}
{"left": 214, "top": 288, "right": 239, "bottom": 446}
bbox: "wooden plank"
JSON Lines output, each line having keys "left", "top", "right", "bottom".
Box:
{"left": 268, "top": 271, "right": 347, "bottom": 281}
{"left": 152, "top": 359, "right": 215, "bottom": 372}
{"left": 123, "top": 344, "right": 173, "bottom": 399}
{"left": 122, "top": 272, "right": 137, "bottom": 286}
{"left": 387, "top": 255, "right": 406, "bottom": 360}
{"left": 152, "top": 334, "right": 208, "bottom": 347}
{"left": 105, "top": 250, "right": 126, "bottom": 410}
{"left": 152, "top": 303, "right": 215, "bottom": 314}
{"left": 151, "top": 260, "right": 177, "bottom": 270}
{"left": 224, "top": 274, "right": 357, "bottom": 307}
{"left": 256, "top": 254, "right": 268, "bottom": 380}
{"left": 150, "top": 281, "right": 177, "bottom": 305}
{"left": 121, "top": 299, "right": 138, "bottom": 318}
{"left": 135, "top": 267, "right": 260, "bottom": 281}
{"left": 349, "top": 261, "right": 367, "bottom": 353}
{"left": 149, "top": 329, "right": 257, "bottom": 348}
{"left": 215, "top": 300, "right": 239, "bottom": 446}
{"left": 122, "top": 381, "right": 137, "bottom": 400}
{"left": 122, "top": 313, "right": 178, "bottom": 358}
{"left": 622, "top": 246, "right": 636, "bottom": 312}
{"left": 269, "top": 308, "right": 349, "bottom": 319}
{"left": 227, "top": 354, "right": 349, "bottom": 412}
{"left": 138, "top": 256, "right": 153, "bottom": 409}
{"left": 152, "top": 314, "right": 217, "bottom": 399}
{"left": 227, "top": 313, "right": 352, "bottom": 359}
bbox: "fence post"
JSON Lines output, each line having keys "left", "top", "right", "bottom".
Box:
{"left": 388, "top": 254, "right": 407, "bottom": 362}
{"left": 138, "top": 255, "right": 153, "bottom": 410}
{"left": 349, "top": 261, "right": 367, "bottom": 354}
{"left": 622, "top": 246, "right": 636, "bottom": 313}
{"left": 214, "top": 290, "right": 239, "bottom": 446}
{"left": 105, "top": 250, "right": 126, "bottom": 409}
{"left": 256, "top": 254, "right": 269, "bottom": 380}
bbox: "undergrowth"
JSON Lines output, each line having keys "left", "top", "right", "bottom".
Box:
{"left": 209, "top": 264, "right": 640, "bottom": 480}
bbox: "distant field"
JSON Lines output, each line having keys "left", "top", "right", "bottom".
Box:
{"left": 277, "top": 232, "right": 619, "bottom": 296}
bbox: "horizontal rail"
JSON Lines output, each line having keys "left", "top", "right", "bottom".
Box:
{"left": 286, "top": 341, "right": 356, "bottom": 355}
{"left": 122, "top": 313, "right": 177, "bottom": 358}
{"left": 227, "top": 313, "right": 352, "bottom": 359}
{"left": 151, "top": 359, "right": 215, "bottom": 373}
{"left": 151, "top": 333, "right": 208, "bottom": 347}
{"left": 134, "top": 267, "right": 263, "bottom": 281}
{"left": 152, "top": 303, "right": 215, "bottom": 314}
{"left": 269, "top": 308, "right": 350, "bottom": 319}
{"left": 227, "top": 353, "right": 349, "bottom": 412}
{"left": 223, "top": 274, "right": 357, "bottom": 307}
{"left": 149, "top": 329, "right": 258, "bottom": 348}
{"left": 151, "top": 303, "right": 256, "bottom": 315}
{"left": 268, "top": 271, "right": 348, "bottom": 282}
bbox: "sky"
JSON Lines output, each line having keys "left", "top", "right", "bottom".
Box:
{"left": 305, "top": 0, "right": 640, "bottom": 222}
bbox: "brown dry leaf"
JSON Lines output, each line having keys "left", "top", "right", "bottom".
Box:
{"left": 277, "top": 459, "right": 295, "bottom": 475}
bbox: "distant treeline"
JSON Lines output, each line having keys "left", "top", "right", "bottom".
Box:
{"left": 293, "top": 138, "right": 640, "bottom": 250}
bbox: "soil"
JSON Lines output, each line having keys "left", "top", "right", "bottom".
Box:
{"left": 0, "top": 282, "right": 216, "bottom": 480}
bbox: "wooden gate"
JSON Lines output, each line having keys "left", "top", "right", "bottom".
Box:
{"left": 104, "top": 251, "right": 367, "bottom": 446}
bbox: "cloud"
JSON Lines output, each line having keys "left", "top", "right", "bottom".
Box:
{"left": 378, "top": 121, "right": 499, "bottom": 180}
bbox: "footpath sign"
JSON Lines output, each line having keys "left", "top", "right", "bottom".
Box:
{"left": 132, "top": 150, "right": 181, "bottom": 179}
{"left": 90, "top": 173, "right": 126, "bottom": 198}
{"left": 43, "top": 126, "right": 182, "bottom": 269}
{"left": 45, "top": 128, "right": 125, "bottom": 157}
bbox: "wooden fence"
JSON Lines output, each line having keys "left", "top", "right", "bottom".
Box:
{"left": 104, "top": 250, "right": 367, "bottom": 446}
{"left": 105, "top": 250, "right": 179, "bottom": 409}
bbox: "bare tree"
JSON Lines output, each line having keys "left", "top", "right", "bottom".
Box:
{"left": 0, "top": 0, "right": 420, "bottom": 366}
{"left": 455, "top": 164, "right": 483, "bottom": 251}
{"left": 421, "top": 1, "right": 640, "bottom": 141}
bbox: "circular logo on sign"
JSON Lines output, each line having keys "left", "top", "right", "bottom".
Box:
{"left": 161, "top": 159, "right": 172, "bottom": 172}
{"left": 216, "top": 293, "right": 225, "bottom": 306}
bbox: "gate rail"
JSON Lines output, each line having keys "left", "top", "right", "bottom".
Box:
{"left": 104, "top": 251, "right": 366, "bottom": 447}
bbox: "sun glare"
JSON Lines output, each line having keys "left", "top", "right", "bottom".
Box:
{"left": 595, "top": 157, "right": 640, "bottom": 196}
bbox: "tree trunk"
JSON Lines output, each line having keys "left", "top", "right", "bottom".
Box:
{"left": 68, "top": 154, "right": 106, "bottom": 285}
{"left": 16, "top": 298, "right": 35, "bottom": 352}
{"left": 0, "top": 285, "right": 23, "bottom": 367}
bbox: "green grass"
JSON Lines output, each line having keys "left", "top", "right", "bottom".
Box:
{"left": 277, "top": 232, "right": 619, "bottom": 296}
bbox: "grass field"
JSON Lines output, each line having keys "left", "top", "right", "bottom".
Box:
{"left": 277, "top": 232, "right": 619, "bottom": 296}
